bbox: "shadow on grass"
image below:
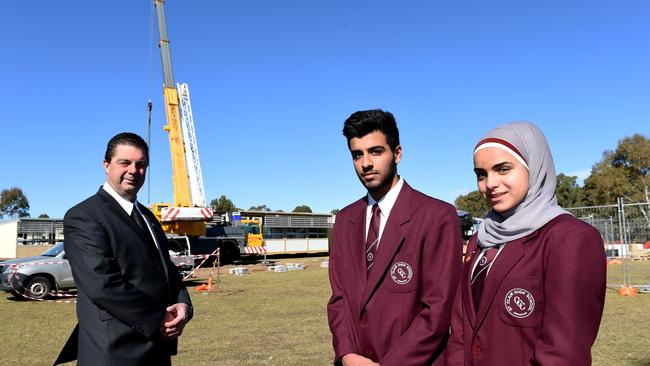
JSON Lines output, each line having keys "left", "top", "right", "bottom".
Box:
{"left": 230, "top": 252, "right": 329, "bottom": 266}
{"left": 190, "top": 288, "right": 246, "bottom": 297}
{"left": 184, "top": 279, "right": 206, "bottom": 286}
{"left": 5, "top": 293, "right": 29, "bottom": 302}
{"left": 5, "top": 290, "right": 78, "bottom": 302}
{"left": 630, "top": 360, "right": 650, "bottom": 366}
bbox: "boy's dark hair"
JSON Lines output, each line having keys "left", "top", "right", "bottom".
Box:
{"left": 342, "top": 109, "right": 400, "bottom": 151}
{"left": 104, "top": 132, "right": 149, "bottom": 164}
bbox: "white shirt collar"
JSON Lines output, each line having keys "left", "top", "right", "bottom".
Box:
{"left": 367, "top": 176, "right": 404, "bottom": 219}
{"left": 102, "top": 182, "right": 136, "bottom": 215}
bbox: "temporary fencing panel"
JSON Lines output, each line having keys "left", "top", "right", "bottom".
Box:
{"left": 566, "top": 200, "right": 650, "bottom": 291}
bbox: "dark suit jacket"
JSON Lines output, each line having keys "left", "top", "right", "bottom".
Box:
{"left": 444, "top": 214, "right": 606, "bottom": 366}
{"left": 55, "top": 188, "right": 192, "bottom": 366}
{"left": 327, "top": 182, "right": 462, "bottom": 366}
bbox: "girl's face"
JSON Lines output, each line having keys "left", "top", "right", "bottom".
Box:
{"left": 473, "top": 147, "right": 529, "bottom": 213}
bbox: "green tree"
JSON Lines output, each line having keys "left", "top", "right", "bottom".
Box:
{"left": 209, "top": 195, "right": 238, "bottom": 212}
{"left": 249, "top": 204, "right": 272, "bottom": 212}
{"left": 583, "top": 134, "right": 650, "bottom": 205}
{"left": 555, "top": 173, "right": 584, "bottom": 208}
{"left": 0, "top": 187, "right": 30, "bottom": 218}
{"left": 331, "top": 208, "right": 340, "bottom": 215}
{"left": 293, "top": 205, "right": 312, "bottom": 213}
{"left": 454, "top": 190, "right": 490, "bottom": 218}
{"left": 38, "top": 213, "right": 50, "bottom": 218}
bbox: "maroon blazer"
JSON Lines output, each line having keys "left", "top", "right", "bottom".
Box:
{"left": 327, "top": 182, "right": 462, "bottom": 366}
{"left": 445, "top": 214, "right": 606, "bottom": 366}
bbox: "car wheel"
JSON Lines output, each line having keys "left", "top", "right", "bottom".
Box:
{"left": 220, "top": 240, "right": 241, "bottom": 264}
{"left": 24, "top": 276, "right": 52, "bottom": 300}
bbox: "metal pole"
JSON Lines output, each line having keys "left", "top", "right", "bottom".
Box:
{"left": 617, "top": 197, "right": 627, "bottom": 287}
{"left": 621, "top": 200, "right": 634, "bottom": 287}
{"left": 146, "top": 100, "right": 152, "bottom": 205}
{"left": 609, "top": 216, "right": 614, "bottom": 243}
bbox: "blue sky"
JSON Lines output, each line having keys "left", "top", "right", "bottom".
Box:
{"left": 1, "top": 1, "right": 648, "bottom": 219}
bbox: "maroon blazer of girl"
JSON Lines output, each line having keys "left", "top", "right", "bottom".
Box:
{"left": 445, "top": 121, "right": 606, "bottom": 366}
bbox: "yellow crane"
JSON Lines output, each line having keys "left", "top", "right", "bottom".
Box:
{"left": 151, "top": 0, "right": 212, "bottom": 237}
{"left": 149, "top": 1, "right": 265, "bottom": 262}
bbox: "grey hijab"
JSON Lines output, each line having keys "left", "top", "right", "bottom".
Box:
{"left": 475, "top": 121, "right": 570, "bottom": 248}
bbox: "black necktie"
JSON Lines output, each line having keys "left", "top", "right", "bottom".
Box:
{"left": 366, "top": 203, "right": 381, "bottom": 273}
{"left": 131, "top": 207, "right": 148, "bottom": 234}
{"left": 132, "top": 205, "right": 168, "bottom": 277}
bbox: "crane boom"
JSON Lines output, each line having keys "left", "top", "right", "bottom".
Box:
{"left": 154, "top": 0, "right": 192, "bottom": 208}
{"left": 152, "top": 0, "right": 211, "bottom": 236}
{"left": 178, "top": 82, "right": 207, "bottom": 207}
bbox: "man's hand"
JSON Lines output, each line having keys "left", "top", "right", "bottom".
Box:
{"left": 159, "top": 303, "right": 190, "bottom": 340}
{"left": 342, "top": 353, "right": 379, "bottom": 366}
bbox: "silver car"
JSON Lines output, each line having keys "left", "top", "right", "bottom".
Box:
{"left": 0, "top": 242, "right": 75, "bottom": 299}
{"left": 1, "top": 242, "right": 196, "bottom": 300}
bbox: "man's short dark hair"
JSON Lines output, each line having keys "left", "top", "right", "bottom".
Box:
{"left": 104, "top": 132, "right": 149, "bottom": 164}
{"left": 342, "top": 109, "right": 400, "bottom": 151}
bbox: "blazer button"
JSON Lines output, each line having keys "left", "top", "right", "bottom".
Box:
{"left": 471, "top": 345, "right": 481, "bottom": 358}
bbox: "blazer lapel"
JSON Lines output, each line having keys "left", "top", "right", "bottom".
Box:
{"left": 360, "top": 183, "right": 411, "bottom": 310}
{"left": 472, "top": 234, "right": 536, "bottom": 333}
{"left": 346, "top": 199, "right": 368, "bottom": 295}
{"left": 462, "top": 237, "right": 479, "bottom": 329}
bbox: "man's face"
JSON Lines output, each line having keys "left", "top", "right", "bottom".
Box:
{"left": 349, "top": 130, "right": 402, "bottom": 200}
{"left": 103, "top": 144, "right": 147, "bottom": 202}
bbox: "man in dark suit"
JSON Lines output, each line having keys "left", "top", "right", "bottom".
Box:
{"left": 327, "top": 110, "right": 462, "bottom": 366}
{"left": 55, "top": 132, "right": 192, "bottom": 366}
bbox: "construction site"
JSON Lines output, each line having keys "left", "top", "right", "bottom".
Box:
{"left": 1, "top": 1, "right": 649, "bottom": 366}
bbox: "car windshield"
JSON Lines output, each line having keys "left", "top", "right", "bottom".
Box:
{"left": 41, "top": 243, "right": 64, "bottom": 257}
{"left": 245, "top": 223, "right": 261, "bottom": 235}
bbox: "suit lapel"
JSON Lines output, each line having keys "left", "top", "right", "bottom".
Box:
{"left": 98, "top": 189, "right": 149, "bottom": 244}
{"left": 97, "top": 189, "right": 167, "bottom": 278}
{"left": 360, "top": 183, "right": 411, "bottom": 310}
{"left": 138, "top": 202, "right": 170, "bottom": 278}
{"left": 472, "top": 235, "right": 534, "bottom": 333}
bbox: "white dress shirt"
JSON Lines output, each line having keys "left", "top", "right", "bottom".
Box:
{"left": 365, "top": 177, "right": 404, "bottom": 248}
{"left": 102, "top": 182, "right": 159, "bottom": 249}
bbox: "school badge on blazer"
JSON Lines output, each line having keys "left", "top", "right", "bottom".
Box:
{"left": 390, "top": 262, "right": 413, "bottom": 285}
{"left": 504, "top": 288, "right": 535, "bottom": 318}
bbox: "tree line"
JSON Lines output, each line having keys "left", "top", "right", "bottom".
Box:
{"left": 0, "top": 187, "right": 30, "bottom": 219}
{"left": 209, "top": 195, "right": 314, "bottom": 213}
{"left": 6, "top": 134, "right": 645, "bottom": 220}
{"left": 455, "top": 134, "right": 649, "bottom": 218}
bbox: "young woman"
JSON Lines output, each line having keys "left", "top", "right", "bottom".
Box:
{"left": 444, "top": 121, "right": 606, "bottom": 365}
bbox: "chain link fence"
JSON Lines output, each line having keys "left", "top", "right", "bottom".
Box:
{"left": 565, "top": 199, "right": 650, "bottom": 291}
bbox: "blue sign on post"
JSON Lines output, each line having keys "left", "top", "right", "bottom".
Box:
{"left": 232, "top": 211, "right": 241, "bottom": 221}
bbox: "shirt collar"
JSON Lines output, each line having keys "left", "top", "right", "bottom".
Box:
{"left": 102, "top": 182, "right": 136, "bottom": 215}
{"left": 367, "top": 177, "right": 403, "bottom": 218}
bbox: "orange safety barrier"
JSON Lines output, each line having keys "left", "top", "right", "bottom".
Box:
{"left": 196, "top": 252, "right": 220, "bottom": 293}
{"left": 618, "top": 287, "right": 638, "bottom": 297}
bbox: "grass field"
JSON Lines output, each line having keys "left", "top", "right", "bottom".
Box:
{"left": 1, "top": 257, "right": 649, "bottom": 366}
